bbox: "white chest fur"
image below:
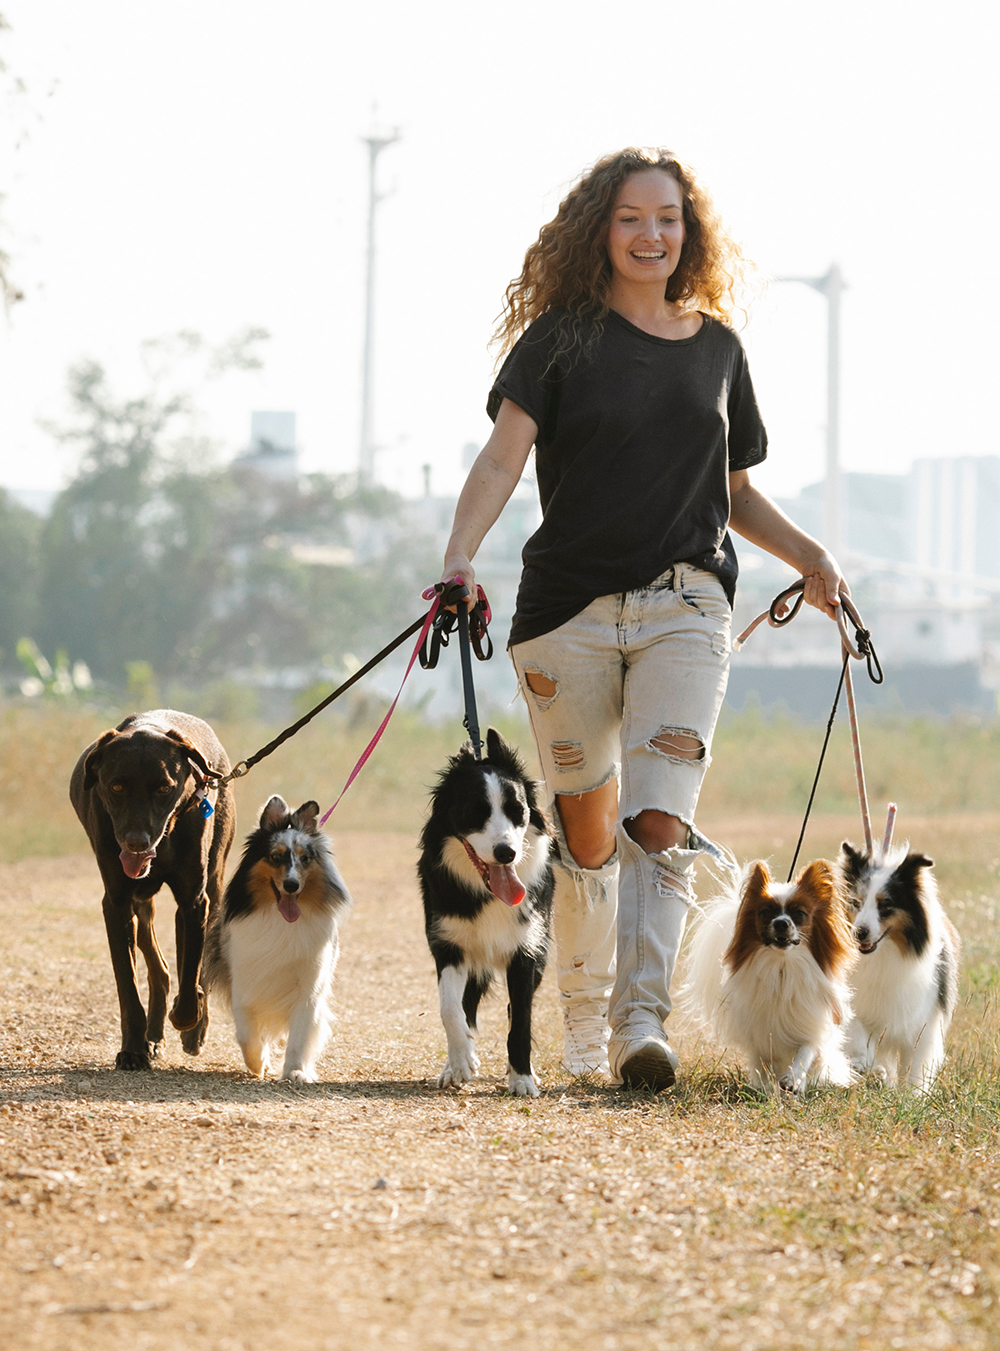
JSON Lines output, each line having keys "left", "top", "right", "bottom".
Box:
{"left": 223, "top": 906, "right": 340, "bottom": 1012}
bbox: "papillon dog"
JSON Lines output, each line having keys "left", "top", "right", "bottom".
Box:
{"left": 838, "top": 841, "right": 960, "bottom": 1092}
{"left": 203, "top": 796, "right": 351, "bottom": 1082}
{"left": 418, "top": 728, "right": 553, "bottom": 1098}
{"left": 681, "top": 859, "right": 855, "bottom": 1094}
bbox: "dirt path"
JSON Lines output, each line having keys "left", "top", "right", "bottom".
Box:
{"left": 2, "top": 821, "right": 998, "bottom": 1350}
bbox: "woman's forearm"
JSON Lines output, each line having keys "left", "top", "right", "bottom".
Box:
{"left": 728, "top": 469, "right": 846, "bottom": 617}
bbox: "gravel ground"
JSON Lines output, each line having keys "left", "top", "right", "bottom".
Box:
{"left": 2, "top": 818, "right": 998, "bottom": 1350}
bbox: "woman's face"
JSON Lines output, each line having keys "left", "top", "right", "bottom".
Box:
{"left": 606, "top": 169, "right": 686, "bottom": 288}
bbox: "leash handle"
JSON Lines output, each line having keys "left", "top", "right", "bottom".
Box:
{"left": 418, "top": 578, "right": 493, "bottom": 670}
{"left": 735, "top": 579, "right": 884, "bottom": 684}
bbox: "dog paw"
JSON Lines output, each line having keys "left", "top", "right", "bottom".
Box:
{"left": 115, "top": 1049, "right": 152, "bottom": 1072}
{"left": 180, "top": 1019, "right": 208, "bottom": 1056}
{"left": 778, "top": 1069, "right": 806, "bottom": 1095}
{"left": 147, "top": 1040, "right": 163, "bottom": 1060}
{"left": 169, "top": 987, "right": 206, "bottom": 1033}
{"left": 508, "top": 1070, "right": 540, "bottom": 1098}
{"left": 438, "top": 1047, "right": 480, "bottom": 1089}
{"left": 281, "top": 1068, "right": 316, "bottom": 1085}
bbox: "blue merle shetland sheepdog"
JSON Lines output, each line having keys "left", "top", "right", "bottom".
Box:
{"left": 204, "top": 796, "right": 350, "bottom": 1083}
{"left": 838, "top": 841, "right": 960, "bottom": 1093}
{"left": 418, "top": 728, "right": 554, "bottom": 1098}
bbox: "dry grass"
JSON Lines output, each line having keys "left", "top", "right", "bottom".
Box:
{"left": 5, "top": 698, "right": 1000, "bottom": 862}
{"left": 2, "top": 814, "right": 999, "bottom": 1350}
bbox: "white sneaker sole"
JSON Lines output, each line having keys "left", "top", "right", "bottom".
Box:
{"left": 617, "top": 1043, "right": 677, "bottom": 1091}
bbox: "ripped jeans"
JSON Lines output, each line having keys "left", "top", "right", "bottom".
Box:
{"left": 511, "top": 564, "right": 731, "bottom": 1056}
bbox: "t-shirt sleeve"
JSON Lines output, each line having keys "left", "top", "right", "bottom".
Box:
{"left": 486, "top": 313, "right": 562, "bottom": 435}
{"left": 726, "top": 339, "right": 768, "bottom": 472}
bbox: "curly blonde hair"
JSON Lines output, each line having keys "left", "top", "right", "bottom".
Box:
{"left": 494, "top": 148, "right": 750, "bottom": 364}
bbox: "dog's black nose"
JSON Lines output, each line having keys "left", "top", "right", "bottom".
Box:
{"left": 124, "top": 832, "right": 152, "bottom": 852}
{"left": 856, "top": 925, "right": 869, "bottom": 944}
{"left": 773, "top": 915, "right": 792, "bottom": 932}
{"left": 493, "top": 844, "right": 516, "bottom": 865}
{"left": 283, "top": 879, "right": 300, "bottom": 894}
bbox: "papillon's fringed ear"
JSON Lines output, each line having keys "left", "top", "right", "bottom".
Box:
{"left": 804, "top": 864, "right": 856, "bottom": 981}
{"left": 743, "top": 860, "right": 772, "bottom": 902}
{"left": 796, "top": 859, "right": 836, "bottom": 905}
{"left": 259, "top": 795, "right": 291, "bottom": 831}
{"left": 726, "top": 861, "right": 773, "bottom": 974}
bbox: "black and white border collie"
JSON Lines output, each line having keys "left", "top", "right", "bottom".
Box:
{"left": 838, "top": 841, "right": 960, "bottom": 1093}
{"left": 204, "top": 796, "right": 351, "bottom": 1082}
{"left": 418, "top": 728, "right": 554, "bottom": 1098}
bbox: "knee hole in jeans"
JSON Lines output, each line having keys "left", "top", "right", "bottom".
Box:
{"left": 648, "top": 726, "right": 705, "bottom": 763}
{"left": 524, "top": 669, "right": 558, "bottom": 704}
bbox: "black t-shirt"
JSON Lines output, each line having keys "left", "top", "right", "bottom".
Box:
{"left": 487, "top": 308, "right": 768, "bottom": 647}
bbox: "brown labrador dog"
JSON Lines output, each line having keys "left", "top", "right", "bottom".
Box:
{"left": 70, "top": 710, "right": 236, "bottom": 1070}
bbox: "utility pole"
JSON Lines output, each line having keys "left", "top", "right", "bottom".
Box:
{"left": 777, "top": 264, "right": 846, "bottom": 556}
{"left": 358, "top": 127, "right": 400, "bottom": 486}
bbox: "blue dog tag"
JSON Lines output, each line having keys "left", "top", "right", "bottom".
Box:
{"left": 198, "top": 796, "right": 215, "bottom": 819}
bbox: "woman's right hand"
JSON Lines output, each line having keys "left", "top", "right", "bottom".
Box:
{"left": 439, "top": 554, "right": 476, "bottom": 611}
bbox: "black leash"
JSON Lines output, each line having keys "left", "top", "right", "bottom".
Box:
{"left": 786, "top": 649, "right": 850, "bottom": 881}
{"left": 735, "top": 579, "right": 885, "bottom": 880}
{"left": 202, "top": 578, "right": 495, "bottom": 791}
{"left": 456, "top": 603, "right": 483, "bottom": 759}
{"left": 204, "top": 609, "right": 436, "bottom": 789}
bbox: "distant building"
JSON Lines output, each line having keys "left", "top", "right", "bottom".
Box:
{"left": 773, "top": 456, "right": 1000, "bottom": 578}
{"left": 235, "top": 411, "right": 298, "bottom": 480}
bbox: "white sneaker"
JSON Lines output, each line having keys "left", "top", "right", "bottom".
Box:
{"left": 561, "top": 1007, "right": 611, "bottom": 1080}
{"left": 609, "top": 1031, "right": 678, "bottom": 1091}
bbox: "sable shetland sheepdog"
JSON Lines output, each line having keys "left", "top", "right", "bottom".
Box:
{"left": 838, "top": 841, "right": 960, "bottom": 1093}
{"left": 681, "top": 860, "right": 856, "bottom": 1094}
{"left": 203, "top": 796, "right": 350, "bottom": 1082}
{"left": 418, "top": 728, "right": 554, "bottom": 1098}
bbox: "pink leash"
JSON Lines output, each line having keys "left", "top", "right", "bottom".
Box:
{"left": 318, "top": 590, "right": 443, "bottom": 825}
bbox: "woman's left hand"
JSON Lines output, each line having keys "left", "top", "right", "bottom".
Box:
{"left": 801, "top": 551, "right": 849, "bottom": 620}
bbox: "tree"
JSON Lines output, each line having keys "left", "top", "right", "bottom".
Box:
{"left": 36, "top": 331, "right": 435, "bottom": 688}
{"left": 0, "top": 488, "right": 40, "bottom": 658}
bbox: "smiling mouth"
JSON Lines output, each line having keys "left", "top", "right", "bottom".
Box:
{"left": 631, "top": 251, "right": 665, "bottom": 261}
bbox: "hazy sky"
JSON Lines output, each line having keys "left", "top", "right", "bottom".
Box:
{"left": 1, "top": 0, "right": 997, "bottom": 503}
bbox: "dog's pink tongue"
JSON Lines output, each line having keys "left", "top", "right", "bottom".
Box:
{"left": 119, "top": 848, "right": 155, "bottom": 879}
{"left": 277, "top": 892, "right": 301, "bottom": 923}
{"left": 488, "top": 864, "right": 526, "bottom": 907}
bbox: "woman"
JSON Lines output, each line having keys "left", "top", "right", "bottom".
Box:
{"left": 440, "top": 148, "right": 844, "bottom": 1089}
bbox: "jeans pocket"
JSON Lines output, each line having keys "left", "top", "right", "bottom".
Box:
{"left": 676, "top": 576, "right": 731, "bottom": 622}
